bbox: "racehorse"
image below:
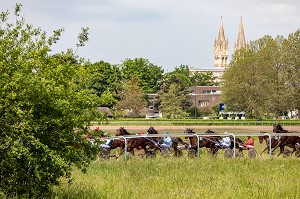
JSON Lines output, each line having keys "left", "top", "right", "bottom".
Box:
{"left": 184, "top": 128, "right": 218, "bottom": 155}
{"left": 147, "top": 126, "right": 188, "bottom": 157}
{"left": 271, "top": 124, "right": 300, "bottom": 157}
{"left": 115, "top": 127, "right": 157, "bottom": 158}
{"left": 273, "top": 123, "right": 289, "bottom": 133}
{"left": 258, "top": 132, "right": 280, "bottom": 155}
{"left": 272, "top": 135, "right": 300, "bottom": 156}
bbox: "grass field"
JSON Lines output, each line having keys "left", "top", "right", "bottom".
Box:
{"left": 53, "top": 156, "right": 300, "bottom": 199}
{"left": 52, "top": 126, "right": 300, "bottom": 199}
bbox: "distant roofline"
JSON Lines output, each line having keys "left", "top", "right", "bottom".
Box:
{"left": 189, "top": 67, "right": 226, "bottom": 72}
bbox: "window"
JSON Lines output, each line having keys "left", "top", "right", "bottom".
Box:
{"left": 199, "top": 100, "right": 209, "bottom": 107}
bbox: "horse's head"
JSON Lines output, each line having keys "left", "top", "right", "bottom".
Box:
{"left": 184, "top": 128, "right": 195, "bottom": 139}
{"left": 116, "top": 127, "right": 130, "bottom": 136}
{"left": 273, "top": 123, "right": 283, "bottom": 132}
{"left": 258, "top": 131, "right": 269, "bottom": 144}
{"left": 204, "top": 129, "right": 215, "bottom": 134}
{"left": 258, "top": 136, "right": 264, "bottom": 144}
{"left": 184, "top": 128, "right": 195, "bottom": 134}
{"left": 147, "top": 126, "right": 158, "bottom": 134}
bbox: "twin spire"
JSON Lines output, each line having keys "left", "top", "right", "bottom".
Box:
{"left": 214, "top": 16, "right": 246, "bottom": 68}
{"left": 234, "top": 16, "right": 246, "bottom": 52}
{"left": 218, "top": 16, "right": 225, "bottom": 41}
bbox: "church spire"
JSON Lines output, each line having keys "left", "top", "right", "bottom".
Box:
{"left": 214, "top": 16, "right": 229, "bottom": 68}
{"left": 218, "top": 16, "right": 225, "bottom": 41}
{"left": 234, "top": 16, "right": 246, "bottom": 52}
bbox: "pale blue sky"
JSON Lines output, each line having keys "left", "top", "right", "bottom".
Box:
{"left": 1, "top": 0, "right": 299, "bottom": 72}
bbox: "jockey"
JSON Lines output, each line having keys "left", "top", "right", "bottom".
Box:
{"left": 100, "top": 132, "right": 112, "bottom": 149}
{"left": 219, "top": 132, "right": 231, "bottom": 148}
{"left": 244, "top": 136, "right": 254, "bottom": 149}
{"left": 161, "top": 132, "right": 172, "bottom": 148}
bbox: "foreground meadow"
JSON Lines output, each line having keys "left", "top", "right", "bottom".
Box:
{"left": 53, "top": 154, "right": 299, "bottom": 199}
{"left": 51, "top": 125, "right": 299, "bottom": 199}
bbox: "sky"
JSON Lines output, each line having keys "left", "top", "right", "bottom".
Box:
{"left": 1, "top": 0, "right": 300, "bottom": 72}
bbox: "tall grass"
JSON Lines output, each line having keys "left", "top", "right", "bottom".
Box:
{"left": 53, "top": 153, "right": 300, "bottom": 199}
{"left": 51, "top": 126, "right": 299, "bottom": 198}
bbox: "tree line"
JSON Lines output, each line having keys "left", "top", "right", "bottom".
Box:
{"left": 87, "top": 58, "right": 218, "bottom": 118}
{"left": 222, "top": 32, "right": 300, "bottom": 119}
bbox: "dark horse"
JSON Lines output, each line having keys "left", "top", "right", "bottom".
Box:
{"left": 204, "top": 129, "right": 242, "bottom": 151}
{"left": 147, "top": 126, "right": 187, "bottom": 157}
{"left": 271, "top": 123, "right": 300, "bottom": 157}
{"left": 273, "top": 123, "right": 289, "bottom": 133}
{"left": 258, "top": 132, "right": 280, "bottom": 155}
{"left": 115, "top": 127, "right": 157, "bottom": 158}
{"left": 184, "top": 128, "right": 219, "bottom": 156}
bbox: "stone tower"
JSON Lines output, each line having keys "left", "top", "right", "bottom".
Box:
{"left": 214, "top": 16, "right": 229, "bottom": 68}
{"left": 234, "top": 16, "right": 246, "bottom": 52}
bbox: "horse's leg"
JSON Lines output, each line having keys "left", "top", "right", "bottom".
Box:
{"left": 291, "top": 146, "right": 297, "bottom": 155}
{"left": 272, "top": 141, "right": 282, "bottom": 154}
{"left": 260, "top": 145, "right": 269, "bottom": 155}
{"left": 277, "top": 146, "right": 284, "bottom": 157}
{"left": 117, "top": 148, "right": 125, "bottom": 159}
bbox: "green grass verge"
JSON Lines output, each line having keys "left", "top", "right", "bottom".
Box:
{"left": 53, "top": 156, "right": 300, "bottom": 199}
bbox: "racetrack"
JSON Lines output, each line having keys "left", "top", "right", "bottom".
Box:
{"left": 93, "top": 125, "right": 300, "bottom": 132}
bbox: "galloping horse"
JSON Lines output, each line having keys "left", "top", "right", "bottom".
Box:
{"left": 258, "top": 132, "right": 280, "bottom": 155}
{"left": 273, "top": 123, "right": 289, "bottom": 133}
{"left": 204, "top": 129, "right": 241, "bottom": 149}
{"left": 147, "top": 126, "right": 187, "bottom": 157}
{"left": 115, "top": 127, "right": 157, "bottom": 157}
{"left": 184, "top": 128, "right": 218, "bottom": 155}
{"left": 271, "top": 124, "right": 300, "bottom": 156}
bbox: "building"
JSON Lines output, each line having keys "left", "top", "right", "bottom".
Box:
{"left": 188, "top": 86, "right": 222, "bottom": 109}
{"left": 145, "top": 17, "right": 247, "bottom": 118}
{"left": 146, "top": 86, "right": 222, "bottom": 118}
{"left": 189, "top": 16, "right": 246, "bottom": 83}
{"left": 234, "top": 16, "right": 247, "bottom": 52}
{"left": 214, "top": 16, "right": 229, "bottom": 68}
{"left": 145, "top": 93, "right": 161, "bottom": 118}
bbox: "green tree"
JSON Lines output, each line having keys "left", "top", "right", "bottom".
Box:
{"left": 190, "top": 71, "right": 217, "bottom": 86}
{"left": 87, "top": 61, "right": 122, "bottom": 97}
{"left": 159, "top": 83, "right": 188, "bottom": 118}
{"left": 281, "top": 30, "right": 300, "bottom": 116}
{"left": 163, "top": 65, "right": 191, "bottom": 90}
{"left": 162, "top": 65, "right": 192, "bottom": 111}
{"left": 116, "top": 77, "right": 147, "bottom": 117}
{"left": 120, "top": 58, "right": 164, "bottom": 93}
{"left": 222, "top": 34, "right": 297, "bottom": 118}
{"left": 0, "top": 5, "right": 100, "bottom": 197}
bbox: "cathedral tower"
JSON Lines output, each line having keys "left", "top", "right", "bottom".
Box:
{"left": 234, "top": 16, "right": 246, "bottom": 52}
{"left": 214, "top": 17, "right": 229, "bottom": 68}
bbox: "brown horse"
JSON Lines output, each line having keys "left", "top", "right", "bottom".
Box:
{"left": 258, "top": 132, "right": 280, "bottom": 155}
{"left": 115, "top": 127, "right": 157, "bottom": 158}
{"left": 271, "top": 124, "right": 300, "bottom": 156}
{"left": 184, "top": 128, "right": 218, "bottom": 156}
{"left": 273, "top": 123, "right": 289, "bottom": 133}
{"left": 147, "top": 126, "right": 187, "bottom": 157}
{"left": 272, "top": 135, "right": 300, "bottom": 156}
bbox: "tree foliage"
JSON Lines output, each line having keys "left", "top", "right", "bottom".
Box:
{"left": 163, "top": 65, "right": 191, "bottom": 90}
{"left": 120, "top": 58, "right": 164, "bottom": 94}
{"left": 87, "top": 61, "right": 121, "bottom": 96}
{"left": 190, "top": 71, "right": 217, "bottom": 86}
{"left": 116, "top": 77, "right": 147, "bottom": 117}
{"left": 0, "top": 5, "right": 100, "bottom": 197}
{"left": 158, "top": 83, "right": 189, "bottom": 118}
{"left": 222, "top": 30, "right": 300, "bottom": 118}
